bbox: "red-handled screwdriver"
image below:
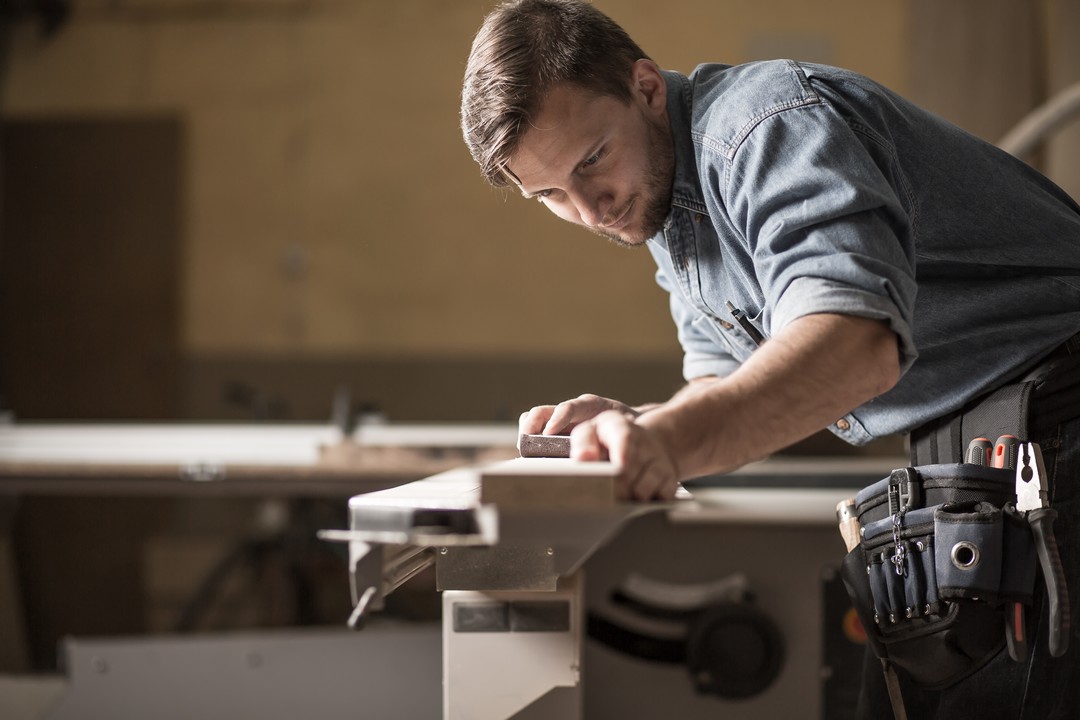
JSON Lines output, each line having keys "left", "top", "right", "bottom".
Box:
{"left": 968, "top": 436, "right": 1028, "bottom": 661}
{"left": 993, "top": 434, "right": 1020, "bottom": 470}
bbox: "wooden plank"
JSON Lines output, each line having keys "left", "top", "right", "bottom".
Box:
{"left": 480, "top": 459, "right": 617, "bottom": 509}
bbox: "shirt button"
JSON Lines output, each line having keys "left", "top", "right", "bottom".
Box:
{"left": 719, "top": 320, "right": 734, "bottom": 330}
{"left": 836, "top": 418, "right": 851, "bottom": 431}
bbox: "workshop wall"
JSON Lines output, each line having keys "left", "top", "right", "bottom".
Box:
{"left": 1043, "top": 0, "right": 1080, "bottom": 198}
{"left": 2, "top": 0, "right": 1075, "bottom": 425}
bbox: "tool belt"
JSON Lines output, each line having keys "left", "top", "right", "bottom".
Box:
{"left": 839, "top": 335, "right": 1079, "bottom": 716}
{"left": 840, "top": 463, "right": 1036, "bottom": 689}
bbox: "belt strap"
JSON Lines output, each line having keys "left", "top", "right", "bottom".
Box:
{"left": 910, "top": 332, "right": 1080, "bottom": 466}
{"left": 911, "top": 380, "right": 1033, "bottom": 466}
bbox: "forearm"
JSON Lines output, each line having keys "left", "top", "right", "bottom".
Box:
{"left": 639, "top": 313, "right": 900, "bottom": 479}
{"left": 632, "top": 377, "right": 717, "bottom": 417}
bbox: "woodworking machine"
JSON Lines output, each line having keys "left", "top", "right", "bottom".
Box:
{"left": 322, "top": 455, "right": 901, "bottom": 720}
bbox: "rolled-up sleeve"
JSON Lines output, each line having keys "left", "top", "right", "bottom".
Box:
{"left": 724, "top": 101, "right": 920, "bottom": 373}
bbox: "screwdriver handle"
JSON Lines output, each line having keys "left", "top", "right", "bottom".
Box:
{"left": 1029, "top": 507, "right": 1070, "bottom": 657}
{"left": 836, "top": 498, "right": 861, "bottom": 553}
{"left": 1005, "top": 600, "right": 1029, "bottom": 662}
{"left": 966, "top": 438, "right": 992, "bottom": 466}
{"left": 993, "top": 434, "right": 1020, "bottom": 469}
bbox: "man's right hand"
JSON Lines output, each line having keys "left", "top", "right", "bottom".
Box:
{"left": 518, "top": 394, "right": 639, "bottom": 438}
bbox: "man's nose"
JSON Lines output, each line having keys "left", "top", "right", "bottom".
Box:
{"left": 571, "top": 187, "right": 613, "bottom": 228}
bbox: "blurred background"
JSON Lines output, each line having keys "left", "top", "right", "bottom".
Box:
{"left": 0, "top": 0, "right": 1078, "bottom": 714}
{"left": 2, "top": 0, "right": 1076, "bottom": 427}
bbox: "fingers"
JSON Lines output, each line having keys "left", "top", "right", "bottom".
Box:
{"left": 544, "top": 400, "right": 582, "bottom": 435}
{"left": 519, "top": 395, "right": 620, "bottom": 438}
{"left": 629, "top": 458, "right": 679, "bottom": 502}
{"left": 519, "top": 397, "right": 600, "bottom": 438}
{"left": 519, "top": 406, "right": 556, "bottom": 436}
{"left": 543, "top": 394, "right": 629, "bottom": 435}
{"left": 572, "top": 411, "right": 680, "bottom": 502}
{"left": 518, "top": 403, "right": 588, "bottom": 437}
{"left": 569, "top": 417, "right": 608, "bottom": 462}
{"left": 523, "top": 396, "right": 678, "bottom": 501}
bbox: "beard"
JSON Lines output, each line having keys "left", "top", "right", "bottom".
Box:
{"left": 589, "top": 114, "right": 675, "bottom": 249}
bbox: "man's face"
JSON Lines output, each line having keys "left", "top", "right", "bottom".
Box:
{"left": 506, "top": 65, "right": 674, "bottom": 248}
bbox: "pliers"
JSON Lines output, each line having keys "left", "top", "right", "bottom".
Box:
{"left": 1014, "top": 442, "right": 1071, "bottom": 658}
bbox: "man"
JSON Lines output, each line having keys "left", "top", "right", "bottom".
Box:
{"left": 461, "top": 1, "right": 1080, "bottom": 717}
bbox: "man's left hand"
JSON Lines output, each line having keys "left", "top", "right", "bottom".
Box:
{"left": 569, "top": 410, "right": 680, "bottom": 501}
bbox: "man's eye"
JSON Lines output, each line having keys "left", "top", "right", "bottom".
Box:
{"left": 536, "top": 189, "right": 553, "bottom": 201}
{"left": 582, "top": 149, "right": 604, "bottom": 168}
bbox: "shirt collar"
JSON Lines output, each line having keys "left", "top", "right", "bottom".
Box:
{"left": 647, "top": 71, "right": 708, "bottom": 257}
{"left": 663, "top": 71, "right": 708, "bottom": 216}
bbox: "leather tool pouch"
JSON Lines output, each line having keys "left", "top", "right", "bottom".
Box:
{"left": 837, "top": 336, "right": 1078, "bottom": 716}
{"left": 839, "top": 464, "right": 1037, "bottom": 689}
{"left": 854, "top": 334, "right": 1080, "bottom": 692}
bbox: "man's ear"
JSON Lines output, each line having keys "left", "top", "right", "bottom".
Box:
{"left": 630, "top": 59, "right": 667, "bottom": 115}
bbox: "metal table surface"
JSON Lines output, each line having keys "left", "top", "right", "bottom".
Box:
{"left": 0, "top": 422, "right": 520, "bottom": 496}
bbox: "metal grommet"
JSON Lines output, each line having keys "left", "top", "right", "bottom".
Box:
{"left": 905, "top": 607, "right": 913, "bottom": 619}
{"left": 889, "top": 613, "right": 897, "bottom": 624}
{"left": 915, "top": 541, "right": 925, "bottom": 552}
{"left": 950, "top": 541, "right": 980, "bottom": 570}
{"left": 874, "top": 613, "right": 880, "bottom": 625}
{"left": 924, "top": 604, "right": 931, "bottom": 615}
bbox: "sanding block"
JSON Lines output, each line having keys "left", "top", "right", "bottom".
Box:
{"left": 518, "top": 433, "right": 571, "bottom": 458}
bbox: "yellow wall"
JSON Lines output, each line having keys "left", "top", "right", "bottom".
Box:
{"left": 1, "top": 0, "right": 910, "bottom": 362}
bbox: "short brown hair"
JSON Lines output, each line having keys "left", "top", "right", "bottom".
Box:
{"left": 461, "top": 0, "right": 649, "bottom": 187}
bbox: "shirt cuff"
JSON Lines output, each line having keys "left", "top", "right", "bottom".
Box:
{"left": 683, "top": 352, "right": 741, "bottom": 382}
{"left": 771, "top": 276, "right": 918, "bottom": 373}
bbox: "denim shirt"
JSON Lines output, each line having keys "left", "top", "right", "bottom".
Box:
{"left": 647, "top": 61, "right": 1080, "bottom": 444}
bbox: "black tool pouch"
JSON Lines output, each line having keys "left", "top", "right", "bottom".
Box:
{"left": 839, "top": 463, "right": 1036, "bottom": 690}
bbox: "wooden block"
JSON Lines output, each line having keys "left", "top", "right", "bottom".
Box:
{"left": 480, "top": 458, "right": 617, "bottom": 509}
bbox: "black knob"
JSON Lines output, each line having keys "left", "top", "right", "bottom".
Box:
{"left": 686, "top": 603, "right": 784, "bottom": 699}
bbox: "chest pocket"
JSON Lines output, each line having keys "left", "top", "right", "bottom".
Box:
{"left": 665, "top": 193, "right": 770, "bottom": 354}
{"left": 691, "top": 313, "right": 756, "bottom": 363}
